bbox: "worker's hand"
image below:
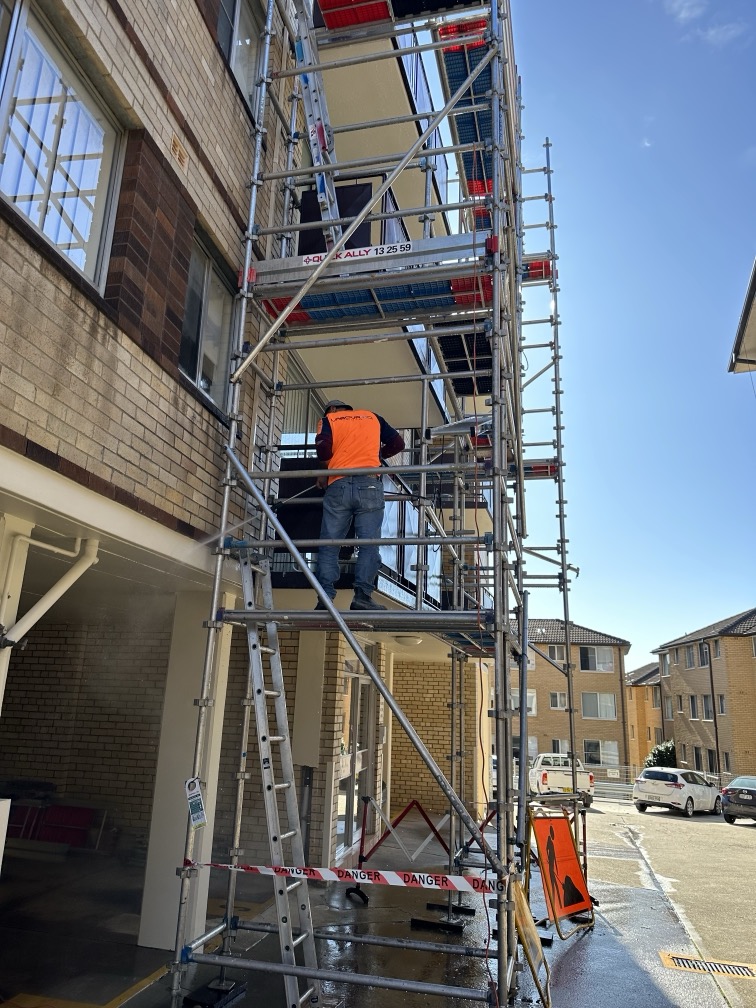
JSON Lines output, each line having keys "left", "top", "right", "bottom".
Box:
{"left": 316, "top": 475, "right": 328, "bottom": 490}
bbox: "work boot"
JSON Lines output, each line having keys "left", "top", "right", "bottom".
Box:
{"left": 314, "top": 599, "right": 332, "bottom": 611}
{"left": 350, "top": 593, "right": 387, "bottom": 611}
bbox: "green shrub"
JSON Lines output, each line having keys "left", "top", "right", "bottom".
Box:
{"left": 644, "top": 739, "right": 676, "bottom": 768}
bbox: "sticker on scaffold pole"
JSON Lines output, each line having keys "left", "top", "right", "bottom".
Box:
{"left": 185, "top": 777, "right": 207, "bottom": 830}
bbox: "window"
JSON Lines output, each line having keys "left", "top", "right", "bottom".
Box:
{"left": 684, "top": 645, "right": 695, "bottom": 669}
{"left": 680, "top": 743, "right": 687, "bottom": 763}
{"left": 581, "top": 692, "right": 616, "bottom": 719}
{"left": 180, "top": 238, "right": 234, "bottom": 407}
{"left": 673, "top": 647, "right": 679, "bottom": 664}
{"left": 218, "top": 0, "right": 262, "bottom": 113}
{"left": 0, "top": 4, "right": 120, "bottom": 281}
{"left": 689, "top": 695, "right": 698, "bottom": 719}
{"left": 652, "top": 685, "right": 661, "bottom": 708}
{"left": 693, "top": 746, "right": 702, "bottom": 771}
{"left": 676, "top": 694, "right": 684, "bottom": 712}
{"left": 698, "top": 642, "right": 709, "bottom": 667}
{"left": 548, "top": 644, "right": 566, "bottom": 663}
{"left": 654, "top": 727, "right": 663, "bottom": 745}
{"left": 646, "top": 726, "right": 651, "bottom": 741}
{"left": 630, "top": 724, "right": 635, "bottom": 738}
{"left": 702, "top": 694, "right": 713, "bottom": 720}
{"left": 583, "top": 739, "right": 619, "bottom": 766}
{"left": 706, "top": 749, "right": 717, "bottom": 773}
{"left": 549, "top": 691, "right": 567, "bottom": 710}
{"left": 579, "top": 646, "right": 614, "bottom": 672}
{"left": 660, "top": 653, "right": 670, "bottom": 676}
{"left": 663, "top": 696, "right": 673, "bottom": 720}
{"left": 511, "top": 689, "right": 537, "bottom": 716}
{"left": 717, "top": 694, "right": 726, "bottom": 715}
{"left": 752, "top": 637, "right": 756, "bottom": 658}
{"left": 712, "top": 639, "right": 720, "bottom": 659}
{"left": 723, "top": 751, "right": 730, "bottom": 773}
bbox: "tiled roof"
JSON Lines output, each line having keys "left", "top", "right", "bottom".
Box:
{"left": 521, "top": 618, "right": 630, "bottom": 647}
{"left": 655, "top": 608, "right": 756, "bottom": 650}
{"left": 625, "top": 662, "right": 659, "bottom": 686}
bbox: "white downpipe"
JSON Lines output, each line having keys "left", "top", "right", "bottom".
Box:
{"left": 0, "top": 536, "right": 83, "bottom": 628}
{"left": 4, "top": 539, "right": 99, "bottom": 644}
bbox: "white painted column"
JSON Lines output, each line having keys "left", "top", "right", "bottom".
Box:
{"left": 138, "top": 590, "right": 235, "bottom": 950}
{"left": 0, "top": 515, "right": 35, "bottom": 714}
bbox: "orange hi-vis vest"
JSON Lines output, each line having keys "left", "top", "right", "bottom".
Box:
{"left": 320, "top": 410, "right": 382, "bottom": 484}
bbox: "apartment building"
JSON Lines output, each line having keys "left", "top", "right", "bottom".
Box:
{"left": 624, "top": 662, "right": 664, "bottom": 770}
{"left": 516, "top": 619, "right": 631, "bottom": 770}
{"left": 0, "top": 0, "right": 541, "bottom": 986}
{"left": 654, "top": 608, "right": 756, "bottom": 777}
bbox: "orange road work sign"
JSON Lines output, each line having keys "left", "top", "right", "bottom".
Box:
{"left": 531, "top": 815, "right": 591, "bottom": 923}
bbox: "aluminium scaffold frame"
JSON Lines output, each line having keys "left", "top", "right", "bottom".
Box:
{"left": 169, "top": 0, "right": 576, "bottom": 1005}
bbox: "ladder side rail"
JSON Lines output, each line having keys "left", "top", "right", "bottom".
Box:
{"left": 257, "top": 559, "right": 322, "bottom": 980}
{"left": 238, "top": 557, "right": 321, "bottom": 1008}
{"left": 226, "top": 446, "right": 507, "bottom": 876}
{"left": 490, "top": 0, "right": 518, "bottom": 995}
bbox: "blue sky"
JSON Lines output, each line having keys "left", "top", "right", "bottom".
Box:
{"left": 511, "top": 0, "right": 756, "bottom": 668}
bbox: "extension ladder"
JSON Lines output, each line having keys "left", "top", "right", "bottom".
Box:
{"left": 293, "top": 0, "right": 342, "bottom": 250}
{"left": 237, "top": 545, "right": 321, "bottom": 1008}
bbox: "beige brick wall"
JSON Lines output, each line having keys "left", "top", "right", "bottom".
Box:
{"left": 390, "top": 657, "right": 490, "bottom": 819}
{"left": 625, "top": 684, "right": 664, "bottom": 770}
{"left": 0, "top": 605, "right": 172, "bottom": 839}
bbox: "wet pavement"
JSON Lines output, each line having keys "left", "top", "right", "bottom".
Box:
{"left": 0, "top": 803, "right": 747, "bottom": 1008}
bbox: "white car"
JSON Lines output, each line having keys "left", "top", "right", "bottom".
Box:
{"left": 633, "top": 767, "right": 722, "bottom": 817}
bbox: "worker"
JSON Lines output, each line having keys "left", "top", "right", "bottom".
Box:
{"left": 314, "top": 400, "right": 404, "bottom": 610}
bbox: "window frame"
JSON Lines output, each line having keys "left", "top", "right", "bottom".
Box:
{"left": 179, "top": 234, "right": 236, "bottom": 411}
{"left": 580, "top": 691, "right": 617, "bottom": 720}
{"left": 689, "top": 694, "right": 698, "bottom": 720}
{"left": 698, "top": 642, "right": 709, "bottom": 667}
{"left": 579, "top": 645, "right": 614, "bottom": 673}
{"left": 549, "top": 691, "right": 567, "bottom": 710}
{"left": 712, "top": 638, "right": 720, "bottom": 659}
{"left": 0, "top": 1, "right": 122, "bottom": 285}
{"left": 218, "top": 0, "right": 263, "bottom": 117}
{"left": 717, "top": 694, "right": 726, "bottom": 716}
{"left": 702, "top": 694, "right": 713, "bottom": 721}
{"left": 684, "top": 645, "right": 695, "bottom": 669}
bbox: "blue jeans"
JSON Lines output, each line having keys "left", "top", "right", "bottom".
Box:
{"left": 316, "top": 475, "right": 384, "bottom": 598}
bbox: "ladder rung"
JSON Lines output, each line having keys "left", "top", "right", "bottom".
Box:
{"left": 292, "top": 931, "right": 311, "bottom": 949}
{"left": 299, "top": 986, "right": 317, "bottom": 1007}
{"left": 274, "top": 781, "right": 293, "bottom": 791}
{"left": 269, "top": 734, "right": 286, "bottom": 743}
{"left": 286, "top": 879, "right": 303, "bottom": 893}
{"left": 258, "top": 644, "right": 276, "bottom": 654}
{"left": 279, "top": 829, "right": 297, "bottom": 841}
{"left": 264, "top": 689, "right": 281, "bottom": 698}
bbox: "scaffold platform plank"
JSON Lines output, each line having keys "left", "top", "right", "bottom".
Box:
{"left": 218, "top": 608, "right": 494, "bottom": 634}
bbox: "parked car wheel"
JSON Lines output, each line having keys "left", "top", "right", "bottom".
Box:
{"left": 683, "top": 797, "right": 694, "bottom": 818}
{"left": 711, "top": 796, "right": 722, "bottom": 815}
{"left": 635, "top": 802, "right": 647, "bottom": 812}
{"left": 724, "top": 814, "right": 737, "bottom": 825}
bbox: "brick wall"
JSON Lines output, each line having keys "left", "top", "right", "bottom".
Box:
{"left": 0, "top": 606, "right": 172, "bottom": 839}
{"left": 390, "top": 657, "right": 489, "bottom": 818}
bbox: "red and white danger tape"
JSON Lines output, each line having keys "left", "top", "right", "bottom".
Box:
{"left": 186, "top": 859, "right": 505, "bottom": 894}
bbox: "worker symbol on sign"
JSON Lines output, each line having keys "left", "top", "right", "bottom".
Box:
{"left": 544, "top": 822, "right": 592, "bottom": 919}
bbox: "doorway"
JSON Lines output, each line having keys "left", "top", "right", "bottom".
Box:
{"left": 336, "top": 658, "right": 376, "bottom": 852}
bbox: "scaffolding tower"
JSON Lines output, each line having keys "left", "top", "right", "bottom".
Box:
{"left": 169, "top": 0, "right": 574, "bottom": 1004}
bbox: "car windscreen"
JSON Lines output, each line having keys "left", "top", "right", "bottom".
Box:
{"left": 730, "top": 777, "right": 756, "bottom": 789}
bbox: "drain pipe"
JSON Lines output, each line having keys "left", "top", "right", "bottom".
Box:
{"left": 1, "top": 539, "right": 99, "bottom": 648}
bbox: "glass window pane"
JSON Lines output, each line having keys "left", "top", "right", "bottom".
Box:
{"left": 0, "top": 17, "right": 116, "bottom": 278}
{"left": 201, "top": 268, "right": 232, "bottom": 403}
{"left": 180, "top": 246, "right": 206, "bottom": 378}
